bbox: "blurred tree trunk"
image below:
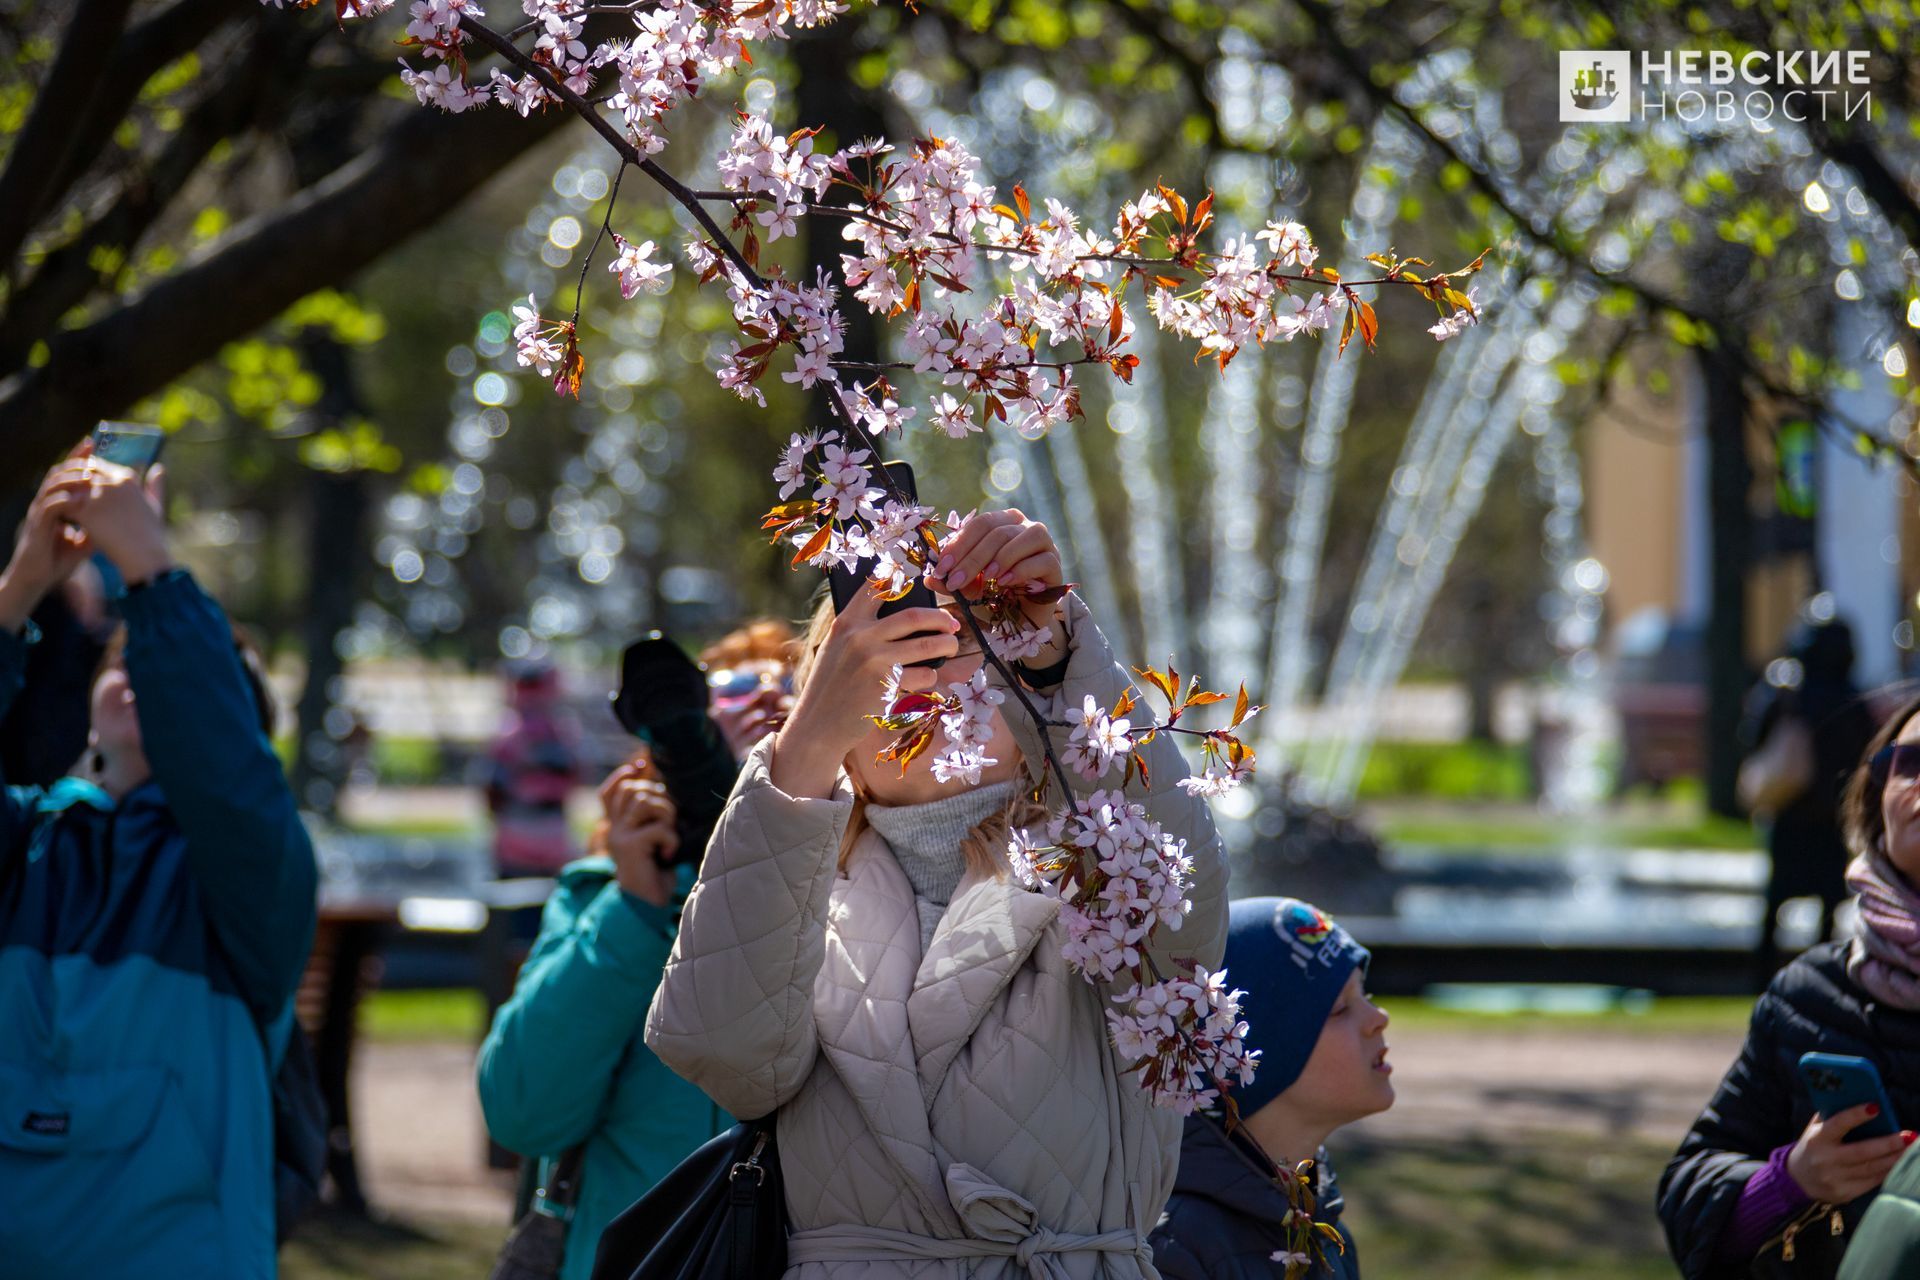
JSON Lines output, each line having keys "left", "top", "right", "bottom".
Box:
{"left": 1464, "top": 574, "right": 1499, "bottom": 744}
{"left": 797, "top": 18, "right": 888, "bottom": 424}
{"left": 1701, "top": 343, "right": 1753, "bottom": 818}
{"left": 288, "top": 332, "right": 372, "bottom": 818}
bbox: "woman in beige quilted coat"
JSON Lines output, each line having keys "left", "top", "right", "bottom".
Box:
{"left": 645, "top": 509, "right": 1230, "bottom": 1279}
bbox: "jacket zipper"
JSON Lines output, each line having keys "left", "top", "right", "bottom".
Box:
{"left": 1768, "top": 1200, "right": 1840, "bottom": 1263}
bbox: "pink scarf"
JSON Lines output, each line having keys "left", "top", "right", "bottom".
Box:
{"left": 1845, "top": 850, "right": 1920, "bottom": 1010}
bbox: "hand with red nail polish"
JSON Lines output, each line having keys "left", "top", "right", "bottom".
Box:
{"left": 1788, "top": 1103, "right": 1912, "bottom": 1202}
{"left": 928, "top": 508, "right": 1069, "bottom": 663}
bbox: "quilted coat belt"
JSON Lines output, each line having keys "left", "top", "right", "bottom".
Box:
{"left": 785, "top": 1163, "right": 1153, "bottom": 1278}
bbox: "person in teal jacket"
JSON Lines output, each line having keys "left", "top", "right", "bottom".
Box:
{"left": 0, "top": 449, "right": 317, "bottom": 1280}
{"left": 478, "top": 753, "right": 733, "bottom": 1280}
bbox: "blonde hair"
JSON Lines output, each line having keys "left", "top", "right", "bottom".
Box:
{"left": 794, "top": 592, "right": 1047, "bottom": 879}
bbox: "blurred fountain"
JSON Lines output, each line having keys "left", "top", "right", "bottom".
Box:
{"left": 1110, "top": 328, "right": 1189, "bottom": 664}
{"left": 1259, "top": 114, "right": 1424, "bottom": 759}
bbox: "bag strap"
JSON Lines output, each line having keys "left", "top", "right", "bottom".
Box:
{"left": 531, "top": 1144, "right": 588, "bottom": 1222}
{"left": 726, "top": 1124, "right": 773, "bottom": 1279}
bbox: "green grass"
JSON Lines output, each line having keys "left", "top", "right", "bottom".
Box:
{"left": 361, "top": 984, "right": 1758, "bottom": 1050}
{"left": 1353, "top": 739, "right": 1536, "bottom": 802}
{"left": 371, "top": 736, "right": 446, "bottom": 787}
{"left": 360, "top": 989, "right": 488, "bottom": 1043}
{"left": 1374, "top": 808, "right": 1758, "bottom": 852}
{"left": 1381, "top": 992, "right": 1754, "bottom": 1035}
{"left": 283, "top": 1212, "right": 500, "bottom": 1280}
{"left": 344, "top": 815, "right": 483, "bottom": 838}
{"left": 279, "top": 1133, "right": 1677, "bottom": 1280}
{"left": 1340, "top": 1132, "right": 1676, "bottom": 1279}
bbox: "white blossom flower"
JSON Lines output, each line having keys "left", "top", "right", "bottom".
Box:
{"left": 609, "top": 234, "right": 673, "bottom": 298}
{"left": 930, "top": 746, "right": 995, "bottom": 785}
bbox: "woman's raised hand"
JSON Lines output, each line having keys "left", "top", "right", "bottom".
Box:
{"left": 600, "top": 762, "right": 680, "bottom": 905}
{"left": 929, "top": 508, "right": 1067, "bottom": 664}
{"left": 769, "top": 582, "right": 959, "bottom": 800}
{"left": 0, "top": 448, "right": 98, "bottom": 631}
{"left": 43, "top": 452, "right": 173, "bottom": 586}
{"left": 1785, "top": 1105, "right": 1916, "bottom": 1204}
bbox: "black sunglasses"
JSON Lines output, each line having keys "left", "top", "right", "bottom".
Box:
{"left": 1870, "top": 743, "right": 1920, "bottom": 785}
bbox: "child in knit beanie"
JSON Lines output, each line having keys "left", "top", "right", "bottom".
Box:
{"left": 1149, "top": 897, "right": 1393, "bottom": 1278}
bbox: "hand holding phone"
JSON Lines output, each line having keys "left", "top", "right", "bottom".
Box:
{"left": 91, "top": 422, "right": 166, "bottom": 476}
{"left": 769, "top": 578, "right": 960, "bottom": 801}
{"left": 1799, "top": 1053, "right": 1901, "bottom": 1141}
{"left": 826, "top": 460, "right": 945, "bottom": 669}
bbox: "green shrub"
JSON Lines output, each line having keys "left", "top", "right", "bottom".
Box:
{"left": 372, "top": 736, "right": 445, "bottom": 786}
{"left": 1353, "top": 739, "right": 1533, "bottom": 801}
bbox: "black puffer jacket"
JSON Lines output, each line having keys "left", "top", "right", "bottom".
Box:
{"left": 1150, "top": 1114, "right": 1359, "bottom": 1279}
{"left": 1660, "top": 942, "right": 1920, "bottom": 1279}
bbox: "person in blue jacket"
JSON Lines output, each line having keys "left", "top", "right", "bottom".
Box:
{"left": 0, "top": 448, "right": 317, "bottom": 1280}
{"left": 478, "top": 749, "right": 733, "bottom": 1279}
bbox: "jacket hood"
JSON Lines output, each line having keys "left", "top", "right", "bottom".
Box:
{"left": 1173, "top": 1113, "right": 1344, "bottom": 1229}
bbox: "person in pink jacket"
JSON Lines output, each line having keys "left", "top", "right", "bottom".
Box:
{"left": 646, "top": 509, "right": 1231, "bottom": 1279}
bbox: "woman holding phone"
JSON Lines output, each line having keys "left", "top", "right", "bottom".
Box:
{"left": 644, "top": 508, "right": 1229, "bottom": 1279}
{"left": 0, "top": 446, "right": 316, "bottom": 1279}
{"left": 1661, "top": 694, "right": 1920, "bottom": 1278}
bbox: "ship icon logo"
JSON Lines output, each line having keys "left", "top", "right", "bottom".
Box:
{"left": 1569, "top": 60, "right": 1618, "bottom": 110}
{"left": 1559, "top": 51, "right": 1633, "bottom": 122}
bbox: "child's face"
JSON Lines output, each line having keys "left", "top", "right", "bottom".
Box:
{"left": 1288, "top": 970, "right": 1395, "bottom": 1124}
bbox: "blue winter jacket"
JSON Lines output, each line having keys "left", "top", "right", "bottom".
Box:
{"left": 0, "top": 569, "right": 318, "bottom": 1280}
{"left": 478, "top": 858, "right": 731, "bottom": 1280}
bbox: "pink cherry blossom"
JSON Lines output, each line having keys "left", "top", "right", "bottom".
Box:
{"left": 608, "top": 234, "right": 672, "bottom": 298}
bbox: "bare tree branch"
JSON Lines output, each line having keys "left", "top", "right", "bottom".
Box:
{"left": 0, "top": 0, "right": 140, "bottom": 274}
{"left": 0, "top": 17, "right": 319, "bottom": 370}
{"left": 0, "top": 0, "right": 243, "bottom": 278}
{"left": 0, "top": 91, "right": 577, "bottom": 473}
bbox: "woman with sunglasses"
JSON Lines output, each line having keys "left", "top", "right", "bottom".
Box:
{"left": 1661, "top": 698, "right": 1920, "bottom": 1278}
{"left": 477, "top": 619, "right": 794, "bottom": 1280}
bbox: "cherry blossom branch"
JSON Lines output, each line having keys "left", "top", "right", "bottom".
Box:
{"left": 569, "top": 160, "right": 629, "bottom": 328}
{"left": 506, "top": 1, "right": 660, "bottom": 39}
{"left": 459, "top": 15, "right": 767, "bottom": 292}
{"left": 829, "top": 356, "right": 1112, "bottom": 373}
{"left": 684, "top": 186, "right": 1443, "bottom": 286}
{"left": 948, "top": 592, "right": 1082, "bottom": 801}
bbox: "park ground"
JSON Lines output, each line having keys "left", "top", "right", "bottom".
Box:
{"left": 280, "top": 989, "right": 1747, "bottom": 1280}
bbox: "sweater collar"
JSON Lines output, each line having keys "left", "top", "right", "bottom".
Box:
{"left": 865, "top": 779, "right": 1016, "bottom": 906}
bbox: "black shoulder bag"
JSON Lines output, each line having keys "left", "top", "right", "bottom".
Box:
{"left": 489, "top": 1145, "right": 587, "bottom": 1280}
{"left": 589, "top": 1117, "right": 786, "bottom": 1280}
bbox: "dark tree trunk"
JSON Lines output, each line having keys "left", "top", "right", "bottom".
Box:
{"left": 1700, "top": 343, "right": 1754, "bottom": 818}
{"left": 795, "top": 17, "right": 888, "bottom": 421}
{"left": 288, "top": 331, "right": 373, "bottom": 818}
{"left": 1463, "top": 574, "right": 1499, "bottom": 744}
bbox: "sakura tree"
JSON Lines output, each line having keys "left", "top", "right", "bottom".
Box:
{"left": 265, "top": 0, "right": 1484, "bottom": 1267}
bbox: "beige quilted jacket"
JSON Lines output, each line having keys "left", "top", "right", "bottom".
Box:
{"left": 645, "top": 593, "right": 1230, "bottom": 1279}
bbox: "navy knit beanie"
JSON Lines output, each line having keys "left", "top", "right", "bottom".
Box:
{"left": 1225, "top": 897, "right": 1372, "bottom": 1118}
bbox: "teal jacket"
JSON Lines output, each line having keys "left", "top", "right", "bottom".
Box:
{"left": 478, "top": 857, "right": 732, "bottom": 1280}
{"left": 0, "top": 569, "right": 317, "bottom": 1279}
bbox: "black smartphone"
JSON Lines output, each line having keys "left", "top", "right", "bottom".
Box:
{"left": 826, "top": 460, "right": 944, "bottom": 668}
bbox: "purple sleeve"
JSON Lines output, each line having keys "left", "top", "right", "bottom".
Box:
{"left": 1715, "top": 1143, "right": 1812, "bottom": 1262}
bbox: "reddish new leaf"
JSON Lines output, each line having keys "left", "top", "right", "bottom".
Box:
{"left": 790, "top": 523, "right": 831, "bottom": 567}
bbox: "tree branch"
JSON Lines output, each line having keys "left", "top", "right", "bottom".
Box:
{"left": 0, "top": 89, "right": 577, "bottom": 474}
{"left": 4, "top": 0, "right": 247, "bottom": 283}
{"left": 459, "top": 16, "right": 767, "bottom": 290}
{"left": 0, "top": 16, "right": 318, "bottom": 370}
{"left": 0, "top": 0, "right": 140, "bottom": 275}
